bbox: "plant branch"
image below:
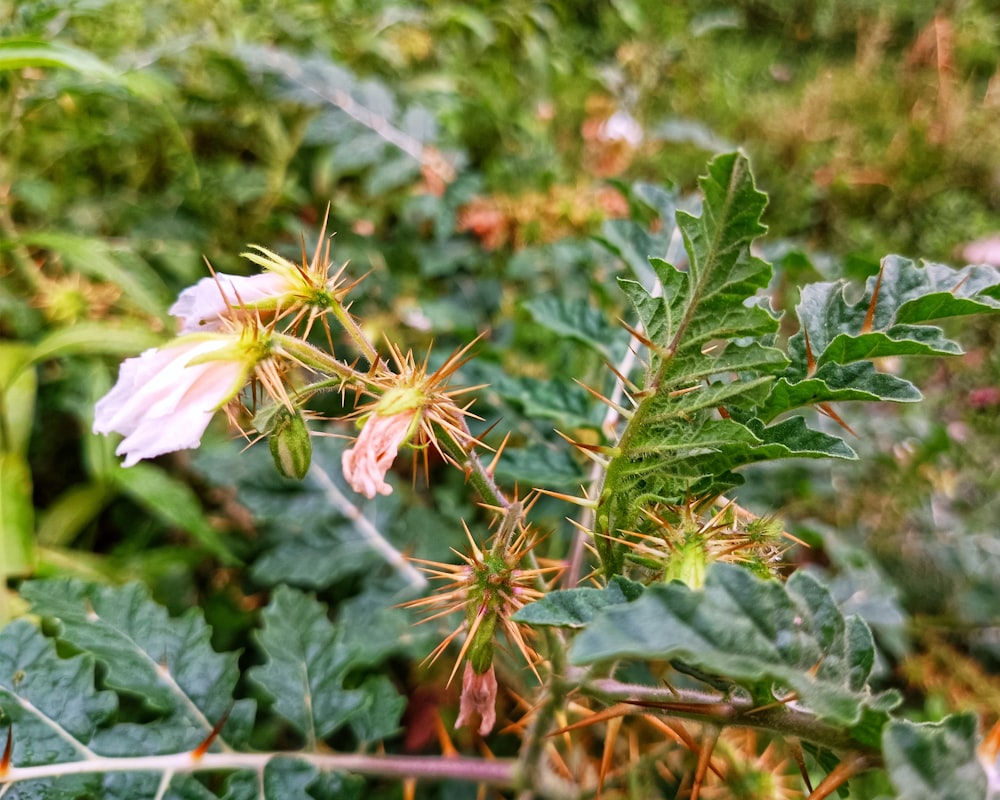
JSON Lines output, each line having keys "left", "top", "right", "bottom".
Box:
{"left": 585, "top": 679, "right": 880, "bottom": 758}
{"left": 0, "top": 750, "right": 517, "bottom": 789}
{"left": 307, "top": 460, "right": 427, "bottom": 590}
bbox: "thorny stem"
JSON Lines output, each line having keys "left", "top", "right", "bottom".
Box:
{"left": 271, "top": 333, "right": 370, "bottom": 385}
{"left": 586, "top": 679, "right": 882, "bottom": 759}
{"left": 0, "top": 751, "right": 517, "bottom": 790}
{"left": 330, "top": 302, "right": 379, "bottom": 365}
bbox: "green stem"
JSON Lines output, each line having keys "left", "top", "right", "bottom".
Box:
{"left": 271, "top": 333, "right": 369, "bottom": 386}
{"left": 330, "top": 302, "right": 379, "bottom": 365}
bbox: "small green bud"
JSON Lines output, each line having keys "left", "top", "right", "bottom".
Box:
{"left": 269, "top": 408, "right": 312, "bottom": 480}
{"left": 664, "top": 540, "right": 707, "bottom": 589}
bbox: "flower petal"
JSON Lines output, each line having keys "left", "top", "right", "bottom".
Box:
{"left": 170, "top": 272, "right": 292, "bottom": 332}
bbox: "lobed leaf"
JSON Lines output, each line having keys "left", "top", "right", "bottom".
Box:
{"left": 882, "top": 715, "right": 988, "bottom": 800}
{"left": 570, "top": 563, "right": 897, "bottom": 726}
{"left": 20, "top": 580, "right": 253, "bottom": 750}
{"left": 513, "top": 576, "right": 644, "bottom": 628}
{"left": 249, "top": 586, "right": 403, "bottom": 745}
{"left": 0, "top": 619, "right": 115, "bottom": 763}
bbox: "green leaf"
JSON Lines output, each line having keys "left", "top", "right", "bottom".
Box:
{"left": 0, "top": 454, "right": 34, "bottom": 579}
{"left": 760, "top": 361, "right": 921, "bottom": 421}
{"left": 112, "top": 463, "right": 239, "bottom": 565}
{"left": 597, "top": 154, "right": 790, "bottom": 557}
{"left": 249, "top": 586, "right": 402, "bottom": 744}
{"left": 19, "top": 232, "right": 173, "bottom": 321}
{"left": 882, "top": 715, "right": 988, "bottom": 800}
{"left": 523, "top": 296, "right": 622, "bottom": 360}
{"left": 20, "top": 580, "right": 253, "bottom": 750}
{"left": 787, "top": 257, "right": 1000, "bottom": 383}
{"left": 571, "top": 563, "right": 893, "bottom": 726}
{"left": 0, "top": 619, "right": 116, "bottom": 763}
{"left": 0, "top": 39, "right": 118, "bottom": 79}
{"left": 0, "top": 343, "right": 36, "bottom": 455}
{"left": 513, "top": 576, "right": 644, "bottom": 628}
{"left": 27, "top": 321, "right": 165, "bottom": 366}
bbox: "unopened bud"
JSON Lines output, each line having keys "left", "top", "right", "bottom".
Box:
{"left": 268, "top": 407, "right": 312, "bottom": 480}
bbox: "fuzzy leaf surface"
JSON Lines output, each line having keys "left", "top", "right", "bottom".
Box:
{"left": 249, "top": 586, "right": 403, "bottom": 744}
{"left": 571, "top": 563, "right": 894, "bottom": 726}
{"left": 882, "top": 715, "right": 988, "bottom": 800}
{"left": 0, "top": 619, "right": 115, "bottom": 765}
{"left": 783, "top": 258, "right": 1000, "bottom": 386}
{"left": 513, "top": 577, "right": 644, "bottom": 628}
{"left": 601, "top": 152, "right": 791, "bottom": 529}
{"left": 20, "top": 580, "right": 253, "bottom": 750}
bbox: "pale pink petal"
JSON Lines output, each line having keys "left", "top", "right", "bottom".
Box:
{"left": 963, "top": 235, "right": 1000, "bottom": 267}
{"left": 170, "top": 272, "right": 293, "bottom": 332}
{"left": 341, "top": 411, "right": 414, "bottom": 498}
{"left": 455, "top": 662, "right": 497, "bottom": 736}
{"left": 94, "top": 337, "right": 247, "bottom": 466}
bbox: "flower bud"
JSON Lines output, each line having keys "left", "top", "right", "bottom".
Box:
{"left": 267, "top": 407, "right": 312, "bottom": 480}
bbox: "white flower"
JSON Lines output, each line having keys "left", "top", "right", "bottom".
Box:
{"left": 94, "top": 335, "right": 257, "bottom": 467}
{"left": 341, "top": 411, "right": 415, "bottom": 498}
{"left": 170, "top": 272, "right": 293, "bottom": 332}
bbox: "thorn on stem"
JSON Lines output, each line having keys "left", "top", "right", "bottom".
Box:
{"left": 0, "top": 726, "right": 12, "bottom": 776}
{"left": 191, "top": 704, "right": 233, "bottom": 760}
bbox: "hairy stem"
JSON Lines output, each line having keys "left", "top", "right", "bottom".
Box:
{"left": 586, "top": 679, "right": 881, "bottom": 758}
{"left": 0, "top": 751, "right": 517, "bottom": 789}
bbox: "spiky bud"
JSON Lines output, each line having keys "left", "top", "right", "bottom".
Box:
{"left": 267, "top": 407, "right": 312, "bottom": 480}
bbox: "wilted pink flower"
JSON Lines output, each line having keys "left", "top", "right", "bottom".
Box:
{"left": 455, "top": 662, "right": 497, "bottom": 736}
{"left": 341, "top": 411, "right": 415, "bottom": 498}
{"left": 94, "top": 335, "right": 261, "bottom": 467}
{"left": 170, "top": 272, "right": 293, "bottom": 332}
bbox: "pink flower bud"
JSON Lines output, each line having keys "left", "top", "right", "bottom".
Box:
{"left": 455, "top": 661, "right": 497, "bottom": 737}
{"left": 341, "top": 411, "right": 415, "bottom": 498}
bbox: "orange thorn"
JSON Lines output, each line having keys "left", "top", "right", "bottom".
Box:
{"left": 0, "top": 726, "right": 12, "bottom": 775}
{"left": 803, "top": 328, "right": 817, "bottom": 376}
{"left": 691, "top": 725, "right": 720, "bottom": 800}
{"left": 788, "top": 738, "right": 814, "bottom": 794}
{"left": 618, "top": 318, "right": 656, "bottom": 349}
{"left": 191, "top": 704, "right": 232, "bottom": 760}
{"left": 861, "top": 262, "right": 885, "bottom": 334}
{"left": 598, "top": 715, "right": 622, "bottom": 799}
{"left": 433, "top": 709, "right": 459, "bottom": 757}
{"left": 817, "top": 402, "right": 857, "bottom": 436}
{"left": 807, "top": 753, "right": 875, "bottom": 799}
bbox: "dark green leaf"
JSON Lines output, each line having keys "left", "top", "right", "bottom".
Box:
{"left": 514, "top": 576, "right": 644, "bottom": 628}
{"left": 249, "top": 586, "right": 396, "bottom": 744}
{"left": 882, "top": 715, "right": 988, "bottom": 800}
{"left": 571, "top": 564, "right": 892, "bottom": 726}
{"left": 0, "top": 619, "right": 116, "bottom": 764}
{"left": 20, "top": 580, "right": 252, "bottom": 750}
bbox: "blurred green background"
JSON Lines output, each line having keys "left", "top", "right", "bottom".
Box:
{"left": 1, "top": 0, "right": 999, "bottom": 782}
